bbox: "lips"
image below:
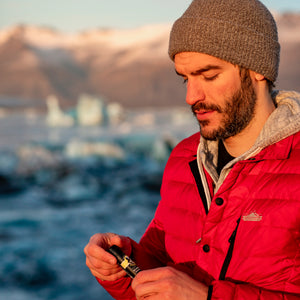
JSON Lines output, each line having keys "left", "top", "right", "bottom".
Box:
{"left": 194, "top": 109, "right": 215, "bottom": 120}
{"left": 192, "top": 102, "right": 221, "bottom": 121}
{"left": 196, "top": 109, "right": 213, "bottom": 114}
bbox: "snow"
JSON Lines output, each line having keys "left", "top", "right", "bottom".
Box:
{"left": 1, "top": 17, "right": 299, "bottom": 68}
{"left": 0, "top": 23, "right": 171, "bottom": 51}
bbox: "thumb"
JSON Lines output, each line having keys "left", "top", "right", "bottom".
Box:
{"left": 110, "top": 235, "right": 132, "bottom": 256}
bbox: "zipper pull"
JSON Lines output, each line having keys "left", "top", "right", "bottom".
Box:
{"left": 196, "top": 237, "right": 202, "bottom": 244}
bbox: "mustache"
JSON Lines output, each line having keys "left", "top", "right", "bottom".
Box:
{"left": 191, "top": 102, "right": 222, "bottom": 114}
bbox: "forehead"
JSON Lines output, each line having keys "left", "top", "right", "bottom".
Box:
{"left": 174, "top": 52, "right": 234, "bottom": 71}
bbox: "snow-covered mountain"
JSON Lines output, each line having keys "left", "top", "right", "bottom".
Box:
{"left": 0, "top": 23, "right": 180, "bottom": 109}
{"left": 0, "top": 13, "right": 299, "bottom": 109}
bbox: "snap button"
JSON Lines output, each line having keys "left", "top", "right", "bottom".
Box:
{"left": 203, "top": 244, "right": 210, "bottom": 253}
{"left": 215, "top": 198, "right": 224, "bottom": 206}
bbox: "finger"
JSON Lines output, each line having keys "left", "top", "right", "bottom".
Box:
{"left": 88, "top": 263, "right": 123, "bottom": 278}
{"left": 132, "top": 267, "right": 171, "bottom": 288}
{"left": 91, "top": 266, "right": 127, "bottom": 281}
{"left": 133, "top": 273, "right": 172, "bottom": 299}
{"left": 136, "top": 292, "right": 158, "bottom": 300}
{"left": 134, "top": 281, "right": 159, "bottom": 299}
{"left": 84, "top": 242, "right": 117, "bottom": 265}
{"left": 109, "top": 234, "right": 132, "bottom": 256}
{"left": 86, "top": 256, "right": 127, "bottom": 280}
{"left": 86, "top": 255, "right": 119, "bottom": 273}
{"left": 132, "top": 267, "right": 182, "bottom": 296}
{"left": 85, "top": 233, "right": 131, "bottom": 261}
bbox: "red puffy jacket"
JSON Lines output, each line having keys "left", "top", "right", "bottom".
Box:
{"left": 100, "top": 130, "right": 300, "bottom": 299}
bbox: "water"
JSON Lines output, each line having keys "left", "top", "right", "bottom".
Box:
{"left": 0, "top": 109, "right": 197, "bottom": 299}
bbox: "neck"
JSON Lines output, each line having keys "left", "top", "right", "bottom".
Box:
{"left": 224, "top": 86, "right": 275, "bottom": 157}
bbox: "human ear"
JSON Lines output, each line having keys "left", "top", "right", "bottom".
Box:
{"left": 254, "top": 73, "right": 265, "bottom": 81}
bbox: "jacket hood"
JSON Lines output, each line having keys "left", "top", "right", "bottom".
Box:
{"left": 256, "top": 90, "right": 300, "bottom": 149}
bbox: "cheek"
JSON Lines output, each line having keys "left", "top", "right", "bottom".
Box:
{"left": 206, "top": 78, "right": 241, "bottom": 103}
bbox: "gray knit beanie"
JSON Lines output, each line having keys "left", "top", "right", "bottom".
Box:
{"left": 169, "top": 0, "right": 280, "bottom": 82}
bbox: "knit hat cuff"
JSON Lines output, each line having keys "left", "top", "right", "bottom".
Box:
{"left": 169, "top": 17, "right": 280, "bottom": 82}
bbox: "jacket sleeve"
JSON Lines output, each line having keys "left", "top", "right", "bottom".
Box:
{"left": 135, "top": 216, "right": 171, "bottom": 270}
{"left": 210, "top": 280, "right": 300, "bottom": 300}
{"left": 97, "top": 276, "right": 136, "bottom": 300}
{"left": 97, "top": 215, "right": 169, "bottom": 300}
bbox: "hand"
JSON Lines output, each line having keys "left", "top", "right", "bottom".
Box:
{"left": 132, "top": 266, "right": 208, "bottom": 300}
{"left": 84, "top": 232, "right": 131, "bottom": 281}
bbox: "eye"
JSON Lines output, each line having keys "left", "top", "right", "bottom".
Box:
{"left": 204, "top": 74, "right": 219, "bottom": 81}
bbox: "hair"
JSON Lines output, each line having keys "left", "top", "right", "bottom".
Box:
{"left": 239, "top": 67, "right": 275, "bottom": 94}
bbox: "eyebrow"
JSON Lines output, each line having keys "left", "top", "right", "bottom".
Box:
{"left": 175, "top": 65, "right": 222, "bottom": 77}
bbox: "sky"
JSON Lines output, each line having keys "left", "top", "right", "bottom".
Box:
{"left": 0, "top": 0, "right": 300, "bottom": 33}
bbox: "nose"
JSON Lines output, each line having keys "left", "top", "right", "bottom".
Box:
{"left": 185, "top": 79, "right": 205, "bottom": 106}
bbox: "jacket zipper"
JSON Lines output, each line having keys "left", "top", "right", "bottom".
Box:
{"left": 219, "top": 218, "right": 241, "bottom": 280}
{"left": 189, "top": 159, "right": 209, "bottom": 214}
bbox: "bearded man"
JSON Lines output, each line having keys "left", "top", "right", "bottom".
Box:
{"left": 84, "top": 0, "right": 300, "bottom": 299}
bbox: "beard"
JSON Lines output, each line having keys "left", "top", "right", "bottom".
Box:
{"left": 192, "top": 69, "right": 257, "bottom": 141}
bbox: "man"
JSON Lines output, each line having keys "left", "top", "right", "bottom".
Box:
{"left": 84, "top": 0, "right": 300, "bottom": 299}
